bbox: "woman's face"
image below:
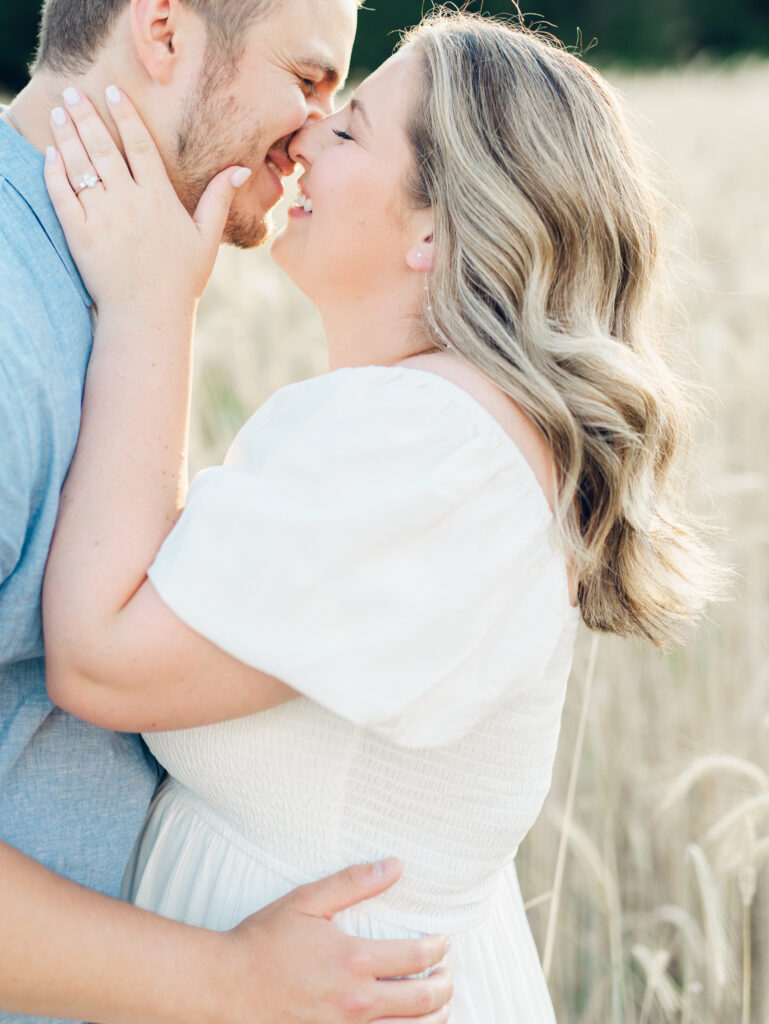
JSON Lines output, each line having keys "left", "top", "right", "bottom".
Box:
{"left": 271, "top": 47, "right": 428, "bottom": 305}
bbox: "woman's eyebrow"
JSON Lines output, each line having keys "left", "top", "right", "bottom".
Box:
{"left": 350, "top": 98, "right": 372, "bottom": 131}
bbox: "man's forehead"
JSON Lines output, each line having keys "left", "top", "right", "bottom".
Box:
{"left": 280, "top": 0, "right": 357, "bottom": 83}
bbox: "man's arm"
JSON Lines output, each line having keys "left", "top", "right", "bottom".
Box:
{"left": 0, "top": 842, "right": 452, "bottom": 1024}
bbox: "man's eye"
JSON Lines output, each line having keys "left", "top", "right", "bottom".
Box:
{"left": 301, "top": 78, "right": 319, "bottom": 96}
{"left": 332, "top": 129, "right": 354, "bottom": 142}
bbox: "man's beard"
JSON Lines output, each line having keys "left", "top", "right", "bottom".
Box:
{"left": 173, "top": 74, "right": 271, "bottom": 250}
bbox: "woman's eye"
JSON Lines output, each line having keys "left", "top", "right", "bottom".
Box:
{"left": 332, "top": 129, "right": 354, "bottom": 142}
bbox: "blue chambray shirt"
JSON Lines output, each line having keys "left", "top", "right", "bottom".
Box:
{"left": 0, "top": 121, "right": 161, "bottom": 1024}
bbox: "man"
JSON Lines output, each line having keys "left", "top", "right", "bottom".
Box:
{"left": 0, "top": 1, "right": 452, "bottom": 1022}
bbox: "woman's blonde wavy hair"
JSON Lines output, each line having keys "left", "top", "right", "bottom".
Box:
{"left": 401, "top": 11, "right": 721, "bottom": 647}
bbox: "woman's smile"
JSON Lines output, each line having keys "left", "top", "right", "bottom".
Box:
{"left": 289, "top": 179, "right": 313, "bottom": 217}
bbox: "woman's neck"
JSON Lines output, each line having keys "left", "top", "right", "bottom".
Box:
{"left": 321, "top": 286, "right": 434, "bottom": 371}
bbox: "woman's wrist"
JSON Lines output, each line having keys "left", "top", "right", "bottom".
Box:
{"left": 93, "top": 300, "right": 198, "bottom": 345}
{"left": 95, "top": 290, "right": 197, "bottom": 319}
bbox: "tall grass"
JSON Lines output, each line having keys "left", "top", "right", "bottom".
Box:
{"left": 190, "top": 61, "right": 769, "bottom": 1023}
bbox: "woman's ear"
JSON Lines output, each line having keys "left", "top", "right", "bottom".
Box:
{"left": 406, "top": 232, "right": 434, "bottom": 272}
{"left": 130, "top": 0, "right": 193, "bottom": 85}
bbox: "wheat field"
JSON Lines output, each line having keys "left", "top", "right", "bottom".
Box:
{"left": 188, "top": 61, "right": 769, "bottom": 1023}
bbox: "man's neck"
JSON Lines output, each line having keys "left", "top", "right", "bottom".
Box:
{"left": 3, "top": 73, "right": 68, "bottom": 154}
{"left": 3, "top": 68, "right": 129, "bottom": 157}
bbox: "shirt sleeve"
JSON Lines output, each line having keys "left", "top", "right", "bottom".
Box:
{"left": 0, "top": 302, "right": 44, "bottom": 587}
{"left": 148, "top": 367, "right": 570, "bottom": 747}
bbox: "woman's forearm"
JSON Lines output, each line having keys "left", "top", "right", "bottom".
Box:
{"left": 39, "top": 91, "right": 298, "bottom": 727}
{"left": 44, "top": 303, "right": 195, "bottom": 653}
{"left": 41, "top": 89, "right": 252, "bottom": 693}
{"left": 42, "top": 299, "right": 300, "bottom": 730}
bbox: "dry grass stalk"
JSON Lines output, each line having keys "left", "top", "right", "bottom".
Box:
{"left": 685, "top": 843, "right": 730, "bottom": 1009}
{"left": 704, "top": 793, "right": 769, "bottom": 848}
{"left": 631, "top": 944, "right": 681, "bottom": 1024}
{"left": 739, "top": 817, "right": 757, "bottom": 1024}
{"left": 659, "top": 756, "right": 769, "bottom": 817}
{"left": 543, "top": 632, "right": 600, "bottom": 981}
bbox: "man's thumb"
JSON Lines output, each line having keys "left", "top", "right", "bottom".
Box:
{"left": 193, "top": 166, "right": 252, "bottom": 245}
{"left": 296, "top": 859, "right": 403, "bottom": 919}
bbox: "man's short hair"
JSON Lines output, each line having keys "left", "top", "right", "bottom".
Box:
{"left": 34, "top": 0, "right": 278, "bottom": 75}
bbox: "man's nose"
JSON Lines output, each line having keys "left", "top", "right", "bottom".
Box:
{"left": 309, "top": 89, "right": 335, "bottom": 120}
{"left": 287, "top": 116, "right": 327, "bottom": 169}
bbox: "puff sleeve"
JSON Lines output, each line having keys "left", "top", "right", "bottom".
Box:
{"left": 148, "top": 366, "right": 572, "bottom": 747}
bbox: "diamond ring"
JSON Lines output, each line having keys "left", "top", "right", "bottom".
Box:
{"left": 74, "top": 173, "right": 102, "bottom": 195}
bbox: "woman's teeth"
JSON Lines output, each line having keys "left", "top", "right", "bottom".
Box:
{"left": 292, "top": 193, "right": 313, "bottom": 213}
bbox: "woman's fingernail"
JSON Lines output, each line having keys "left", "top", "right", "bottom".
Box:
{"left": 46, "top": 146, "right": 57, "bottom": 163}
{"left": 62, "top": 87, "right": 80, "bottom": 106}
{"left": 230, "top": 167, "right": 252, "bottom": 188}
{"left": 374, "top": 857, "right": 398, "bottom": 878}
{"left": 51, "top": 107, "right": 67, "bottom": 127}
{"left": 106, "top": 85, "right": 121, "bottom": 105}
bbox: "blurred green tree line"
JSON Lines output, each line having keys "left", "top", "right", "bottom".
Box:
{"left": 2, "top": 0, "right": 769, "bottom": 92}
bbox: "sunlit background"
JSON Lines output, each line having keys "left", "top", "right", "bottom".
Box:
{"left": 3, "top": 3, "right": 769, "bottom": 1022}
{"left": 3, "top": 0, "right": 769, "bottom": 88}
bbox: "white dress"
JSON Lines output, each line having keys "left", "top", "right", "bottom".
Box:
{"left": 123, "top": 365, "right": 579, "bottom": 1023}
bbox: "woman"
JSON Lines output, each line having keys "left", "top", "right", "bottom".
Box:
{"left": 42, "top": 13, "right": 719, "bottom": 1022}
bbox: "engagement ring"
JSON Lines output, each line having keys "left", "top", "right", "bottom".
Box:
{"left": 75, "top": 173, "right": 101, "bottom": 194}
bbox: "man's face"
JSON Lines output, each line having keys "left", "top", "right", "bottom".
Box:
{"left": 169, "top": 0, "right": 358, "bottom": 249}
